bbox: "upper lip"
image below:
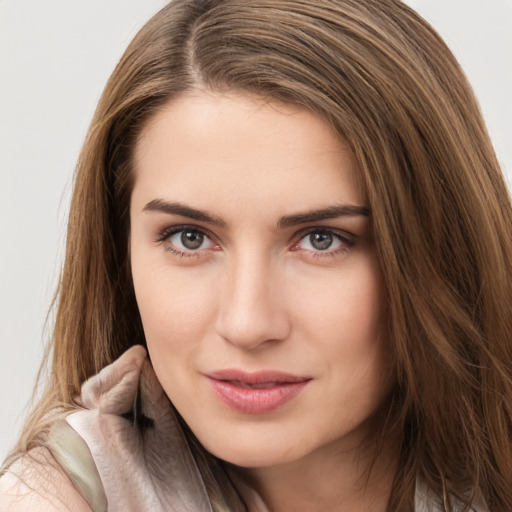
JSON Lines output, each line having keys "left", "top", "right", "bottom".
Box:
{"left": 206, "top": 369, "right": 311, "bottom": 385}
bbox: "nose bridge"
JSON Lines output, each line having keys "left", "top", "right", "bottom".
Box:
{"left": 215, "top": 247, "right": 289, "bottom": 349}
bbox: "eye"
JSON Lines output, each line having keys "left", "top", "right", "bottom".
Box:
{"left": 157, "top": 225, "right": 218, "bottom": 256}
{"left": 301, "top": 231, "right": 338, "bottom": 251}
{"left": 293, "top": 229, "right": 354, "bottom": 256}
{"left": 171, "top": 229, "right": 210, "bottom": 250}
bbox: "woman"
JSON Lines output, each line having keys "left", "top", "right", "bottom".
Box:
{"left": 1, "top": 0, "right": 511, "bottom": 510}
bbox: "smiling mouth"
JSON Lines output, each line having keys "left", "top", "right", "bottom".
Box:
{"left": 206, "top": 370, "right": 311, "bottom": 414}
{"left": 228, "top": 380, "right": 282, "bottom": 389}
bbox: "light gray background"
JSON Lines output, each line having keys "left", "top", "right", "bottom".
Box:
{"left": 1, "top": 0, "right": 511, "bottom": 461}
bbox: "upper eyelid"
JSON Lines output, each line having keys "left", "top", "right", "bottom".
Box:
{"left": 157, "top": 224, "right": 215, "bottom": 242}
{"left": 156, "top": 224, "right": 355, "bottom": 251}
{"left": 293, "top": 226, "right": 355, "bottom": 243}
{"left": 158, "top": 224, "right": 353, "bottom": 237}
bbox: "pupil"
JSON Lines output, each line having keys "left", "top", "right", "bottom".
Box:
{"left": 310, "top": 232, "right": 333, "bottom": 250}
{"left": 181, "top": 231, "right": 203, "bottom": 249}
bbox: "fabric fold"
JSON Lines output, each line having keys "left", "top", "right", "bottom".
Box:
{"left": 55, "top": 345, "right": 213, "bottom": 512}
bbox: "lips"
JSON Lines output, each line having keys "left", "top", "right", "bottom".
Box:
{"left": 206, "top": 369, "right": 311, "bottom": 414}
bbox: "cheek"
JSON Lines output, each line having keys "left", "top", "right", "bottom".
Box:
{"left": 132, "top": 263, "right": 219, "bottom": 403}
{"left": 294, "top": 257, "right": 390, "bottom": 401}
{"left": 292, "top": 257, "right": 383, "bottom": 349}
{"left": 131, "top": 252, "right": 218, "bottom": 349}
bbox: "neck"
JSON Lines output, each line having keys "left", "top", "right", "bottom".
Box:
{"left": 231, "top": 434, "right": 398, "bottom": 512}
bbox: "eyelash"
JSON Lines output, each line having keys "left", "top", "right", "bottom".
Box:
{"left": 156, "top": 225, "right": 218, "bottom": 259}
{"left": 155, "top": 224, "right": 355, "bottom": 259}
{"left": 292, "top": 228, "right": 355, "bottom": 258}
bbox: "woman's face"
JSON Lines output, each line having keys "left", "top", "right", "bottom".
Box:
{"left": 130, "top": 91, "right": 391, "bottom": 468}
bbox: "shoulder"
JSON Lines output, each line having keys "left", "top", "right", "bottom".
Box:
{"left": 0, "top": 447, "right": 93, "bottom": 512}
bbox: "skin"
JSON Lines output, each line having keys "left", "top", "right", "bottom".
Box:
{"left": 0, "top": 448, "right": 92, "bottom": 512}
{"left": 130, "top": 91, "right": 396, "bottom": 511}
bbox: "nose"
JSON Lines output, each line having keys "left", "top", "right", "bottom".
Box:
{"left": 215, "top": 251, "right": 291, "bottom": 350}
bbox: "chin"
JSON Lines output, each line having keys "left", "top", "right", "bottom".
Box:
{"left": 190, "top": 424, "right": 311, "bottom": 469}
{"left": 206, "top": 444, "right": 295, "bottom": 469}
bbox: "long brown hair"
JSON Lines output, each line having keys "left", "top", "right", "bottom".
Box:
{"left": 5, "top": 1, "right": 512, "bottom": 510}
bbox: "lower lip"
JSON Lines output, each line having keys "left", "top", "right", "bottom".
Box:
{"left": 207, "top": 378, "right": 310, "bottom": 414}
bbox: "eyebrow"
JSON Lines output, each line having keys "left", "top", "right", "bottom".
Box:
{"left": 278, "top": 204, "right": 370, "bottom": 227}
{"left": 143, "top": 199, "right": 370, "bottom": 228}
{"left": 143, "top": 199, "right": 228, "bottom": 227}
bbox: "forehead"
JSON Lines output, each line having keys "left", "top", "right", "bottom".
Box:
{"left": 132, "top": 91, "right": 366, "bottom": 217}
